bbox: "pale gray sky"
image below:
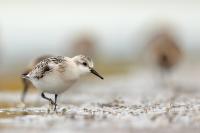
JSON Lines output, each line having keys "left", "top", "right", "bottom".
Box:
{"left": 0, "top": 0, "right": 200, "bottom": 70}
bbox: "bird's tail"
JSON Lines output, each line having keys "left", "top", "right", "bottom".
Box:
{"left": 21, "top": 73, "right": 30, "bottom": 79}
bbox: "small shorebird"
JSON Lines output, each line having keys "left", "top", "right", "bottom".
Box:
{"left": 150, "top": 32, "right": 182, "bottom": 73}
{"left": 21, "top": 55, "right": 52, "bottom": 103}
{"left": 22, "top": 55, "right": 104, "bottom": 111}
{"left": 71, "top": 33, "right": 96, "bottom": 57}
{"left": 148, "top": 30, "right": 183, "bottom": 86}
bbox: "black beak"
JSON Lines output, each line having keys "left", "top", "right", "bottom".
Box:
{"left": 90, "top": 68, "right": 104, "bottom": 79}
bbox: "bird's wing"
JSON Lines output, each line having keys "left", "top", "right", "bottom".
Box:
{"left": 29, "top": 59, "right": 51, "bottom": 79}
{"left": 28, "top": 56, "right": 66, "bottom": 79}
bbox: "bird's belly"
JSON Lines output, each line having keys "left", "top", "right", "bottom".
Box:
{"left": 32, "top": 74, "right": 77, "bottom": 94}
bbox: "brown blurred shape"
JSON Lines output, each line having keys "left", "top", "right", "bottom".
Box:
{"left": 21, "top": 55, "right": 52, "bottom": 103}
{"left": 149, "top": 30, "right": 183, "bottom": 72}
{"left": 71, "top": 33, "right": 96, "bottom": 58}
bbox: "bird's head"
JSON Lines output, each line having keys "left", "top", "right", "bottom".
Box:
{"left": 72, "top": 55, "right": 104, "bottom": 79}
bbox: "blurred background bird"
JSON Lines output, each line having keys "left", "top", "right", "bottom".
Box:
{"left": 70, "top": 32, "right": 96, "bottom": 58}
{"left": 148, "top": 28, "right": 183, "bottom": 85}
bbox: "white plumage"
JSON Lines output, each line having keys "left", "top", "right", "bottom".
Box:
{"left": 23, "top": 55, "right": 103, "bottom": 111}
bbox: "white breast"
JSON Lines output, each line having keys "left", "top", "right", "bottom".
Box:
{"left": 31, "top": 69, "right": 79, "bottom": 94}
{"left": 32, "top": 74, "right": 77, "bottom": 94}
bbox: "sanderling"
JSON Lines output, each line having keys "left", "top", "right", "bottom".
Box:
{"left": 22, "top": 55, "right": 103, "bottom": 111}
{"left": 149, "top": 31, "right": 183, "bottom": 73}
{"left": 21, "top": 55, "right": 52, "bottom": 103}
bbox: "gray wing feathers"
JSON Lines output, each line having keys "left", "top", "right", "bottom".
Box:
{"left": 28, "top": 56, "right": 65, "bottom": 79}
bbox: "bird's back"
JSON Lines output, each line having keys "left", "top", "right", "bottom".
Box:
{"left": 28, "top": 56, "right": 66, "bottom": 80}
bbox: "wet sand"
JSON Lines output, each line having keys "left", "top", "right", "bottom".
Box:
{"left": 1, "top": 68, "right": 200, "bottom": 133}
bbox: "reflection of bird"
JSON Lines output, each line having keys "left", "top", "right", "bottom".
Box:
{"left": 21, "top": 55, "right": 52, "bottom": 103}
{"left": 22, "top": 55, "right": 103, "bottom": 111}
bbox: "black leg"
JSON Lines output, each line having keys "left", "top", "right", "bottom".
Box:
{"left": 54, "top": 94, "right": 58, "bottom": 111}
{"left": 21, "top": 78, "right": 29, "bottom": 103}
{"left": 41, "top": 92, "right": 55, "bottom": 105}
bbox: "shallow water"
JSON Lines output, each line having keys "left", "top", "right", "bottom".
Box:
{"left": 1, "top": 69, "right": 200, "bottom": 133}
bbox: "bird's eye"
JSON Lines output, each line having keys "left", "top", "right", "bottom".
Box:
{"left": 82, "top": 62, "right": 87, "bottom": 66}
